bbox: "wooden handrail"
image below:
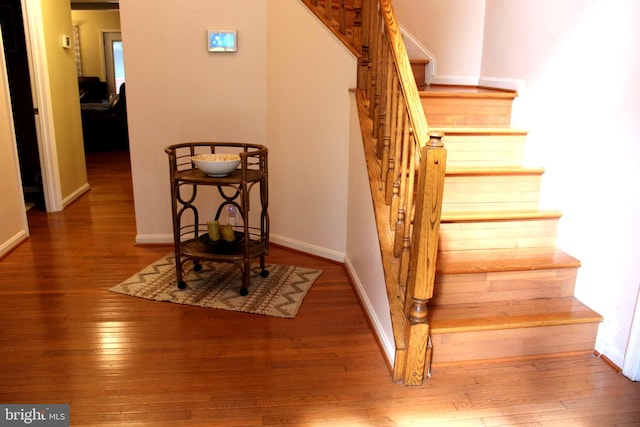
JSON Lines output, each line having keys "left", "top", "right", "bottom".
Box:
{"left": 301, "top": 0, "right": 446, "bottom": 385}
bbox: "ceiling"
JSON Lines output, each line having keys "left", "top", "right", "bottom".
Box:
{"left": 70, "top": 0, "right": 119, "bottom": 11}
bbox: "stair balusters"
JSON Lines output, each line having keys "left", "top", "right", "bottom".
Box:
{"left": 359, "top": 0, "right": 446, "bottom": 385}
{"left": 301, "top": 0, "right": 363, "bottom": 56}
{"left": 301, "top": 0, "right": 446, "bottom": 385}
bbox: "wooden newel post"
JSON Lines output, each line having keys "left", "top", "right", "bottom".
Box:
{"left": 402, "top": 130, "right": 446, "bottom": 385}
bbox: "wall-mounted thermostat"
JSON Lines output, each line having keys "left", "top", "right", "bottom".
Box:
{"left": 208, "top": 30, "right": 237, "bottom": 52}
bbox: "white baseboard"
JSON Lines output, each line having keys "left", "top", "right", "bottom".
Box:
{"left": 430, "top": 74, "right": 480, "bottom": 87}
{"left": 429, "top": 75, "right": 524, "bottom": 93}
{"left": 623, "top": 298, "right": 640, "bottom": 380}
{"left": 344, "top": 255, "right": 395, "bottom": 367}
{"left": 134, "top": 233, "right": 346, "bottom": 264}
{"left": 62, "top": 183, "right": 90, "bottom": 208}
{"left": 135, "top": 234, "right": 173, "bottom": 245}
{"left": 0, "top": 229, "right": 29, "bottom": 260}
{"left": 270, "top": 233, "right": 345, "bottom": 263}
{"left": 478, "top": 76, "right": 525, "bottom": 92}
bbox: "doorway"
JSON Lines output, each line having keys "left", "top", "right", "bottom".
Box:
{"left": 102, "top": 31, "right": 124, "bottom": 95}
{"left": 72, "top": 7, "right": 127, "bottom": 153}
{"left": 0, "top": 0, "right": 44, "bottom": 210}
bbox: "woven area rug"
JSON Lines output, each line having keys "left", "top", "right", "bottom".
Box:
{"left": 109, "top": 253, "right": 322, "bottom": 318}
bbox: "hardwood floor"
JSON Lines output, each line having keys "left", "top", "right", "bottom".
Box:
{"left": 0, "top": 150, "right": 638, "bottom": 426}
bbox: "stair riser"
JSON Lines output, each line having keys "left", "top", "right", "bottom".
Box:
{"left": 431, "top": 323, "right": 600, "bottom": 365}
{"left": 440, "top": 134, "right": 527, "bottom": 168}
{"left": 443, "top": 175, "right": 541, "bottom": 212}
{"left": 422, "top": 98, "right": 512, "bottom": 128}
{"left": 411, "top": 61, "right": 428, "bottom": 89}
{"left": 433, "top": 268, "right": 578, "bottom": 305}
{"left": 439, "top": 218, "right": 559, "bottom": 251}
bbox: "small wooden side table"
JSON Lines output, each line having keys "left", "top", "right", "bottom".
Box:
{"left": 165, "top": 142, "right": 269, "bottom": 296}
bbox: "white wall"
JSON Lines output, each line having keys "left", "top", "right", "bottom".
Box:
{"left": 0, "top": 34, "right": 29, "bottom": 259}
{"left": 482, "top": 0, "right": 640, "bottom": 369}
{"left": 394, "top": 0, "right": 486, "bottom": 85}
{"left": 120, "top": 0, "right": 355, "bottom": 261}
{"left": 71, "top": 10, "right": 121, "bottom": 80}
{"left": 120, "top": 0, "right": 268, "bottom": 245}
{"left": 266, "top": 2, "right": 355, "bottom": 260}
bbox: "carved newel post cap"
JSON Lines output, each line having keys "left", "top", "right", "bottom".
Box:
{"left": 427, "top": 131, "right": 445, "bottom": 147}
{"left": 408, "top": 299, "right": 429, "bottom": 323}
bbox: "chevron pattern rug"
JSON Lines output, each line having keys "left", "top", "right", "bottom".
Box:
{"left": 109, "top": 253, "right": 322, "bottom": 318}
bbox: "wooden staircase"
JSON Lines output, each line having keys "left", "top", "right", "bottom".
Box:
{"left": 301, "top": 0, "right": 603, "bottom": 381}
{"left": 419, "top": 84, "right": 603, "bottom": 366}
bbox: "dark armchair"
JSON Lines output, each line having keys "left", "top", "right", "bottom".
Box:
{"left": 80, "top": 82, "right": 128, "bottom": 151}
{"left": 78, "top": 76, "right": 108, "bottom": 103}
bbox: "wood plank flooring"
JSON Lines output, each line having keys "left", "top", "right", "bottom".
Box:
{"left": 0, "top": 150, "right": 638, "bottom": 426}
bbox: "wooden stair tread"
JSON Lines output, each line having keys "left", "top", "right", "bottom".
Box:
{"left": 446, "top": 166, "right": 545, "bottom": 176}
{"left": 429, "top": 297, "right": 603, "bottom": 334}
{"left": 419, "top": 85, "right": 517, "bottom": 99}
{"left": 441, "top": 209, "right": 562, "bottom": 223}
{"left": 436, "top": 247, "right": 581, "bottom": 274}
{"left": 409, "top": 58, "right": 430, "bottom": 64}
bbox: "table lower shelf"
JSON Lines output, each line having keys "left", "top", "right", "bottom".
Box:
{"left": 179, "top": 237, "right": 268, "bottom": 261}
